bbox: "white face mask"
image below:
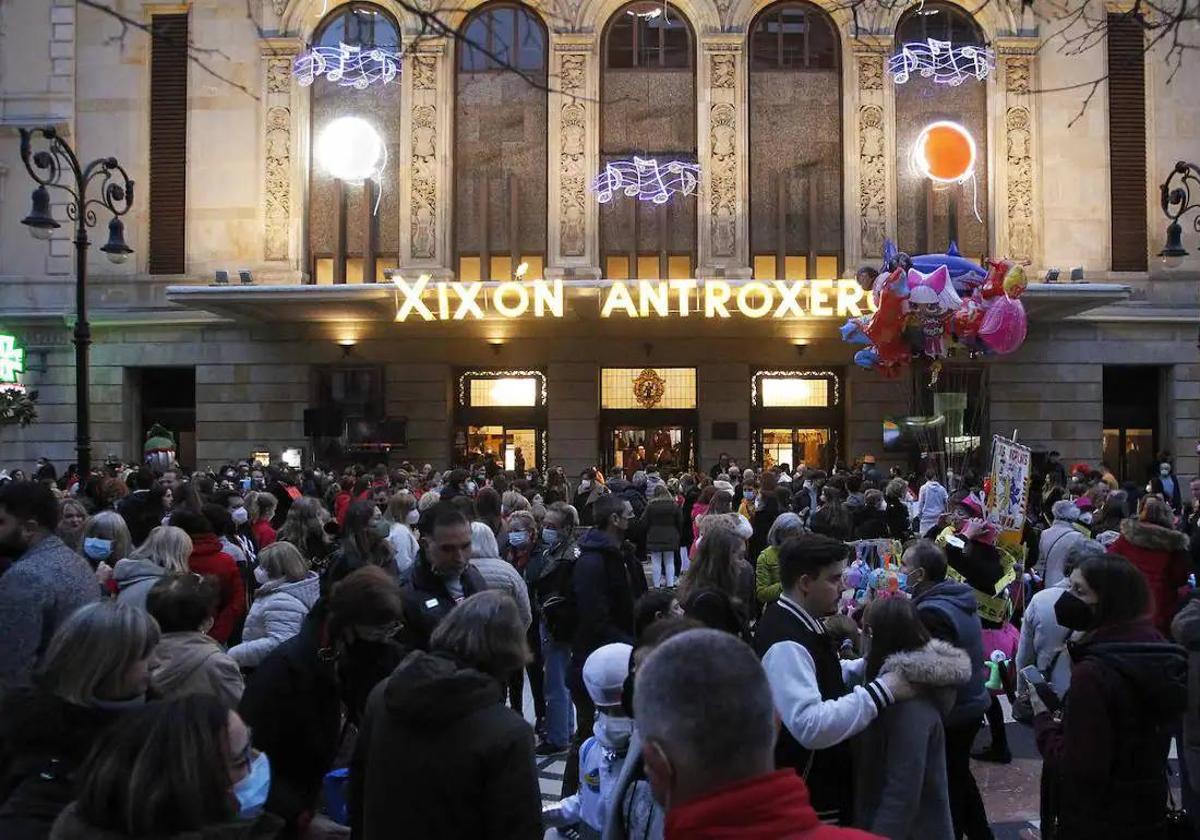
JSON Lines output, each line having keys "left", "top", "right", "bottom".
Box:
{"left": 254, "top": 565, "right": 271, "bottom": 585}
{"left": 405, "top": 509, "right": 420, "bottom": 526}
{"left": 231, "top": 507, "right": 249, "bottom": 525}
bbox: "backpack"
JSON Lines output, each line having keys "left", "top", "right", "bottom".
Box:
{"left": 537, "top": 545, "right": 581, "bottom": 643}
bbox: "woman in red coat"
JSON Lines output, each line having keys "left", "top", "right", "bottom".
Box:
{"left": 1107, "top": 497, "right": 1189, "bottom": 636}
{"left": 169, "top": 509, "right": 246, "bottom": 644}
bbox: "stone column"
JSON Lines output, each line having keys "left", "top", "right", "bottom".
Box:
{"left": 399, "top": 41, "right": 452, "bottom": 276}
{"left": 697, "top": 38, "right": 748, "bottom": 277}
{"left": 850, "top": 40, "right": 893, "bottom": 267}
{"left": 546, "top": 35, "right": 601, "bottom": 279}
{"left": 260, "top": 37, "right": 303, "bottom": 270}
{"left": 995, "top": 39, "right": 1040, "bottom": 265}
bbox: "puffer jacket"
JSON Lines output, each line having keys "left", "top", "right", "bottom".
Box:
{"left": 1108, "top": 519, "right": 1190, "bottom": 636}
{"left": 228, "top": 573, "right": 321, "bottom": 669}
{"left": 855, "top": 640, "right": 970, "bottom": 840}
{"left": 151, "top": 632, "right": 244, "bottom": 709}
{"left": 639, "top": 498, "right": 681, "bottom": 553}
{"left": 112, "top": 558, "right": 168, "bottom": 611}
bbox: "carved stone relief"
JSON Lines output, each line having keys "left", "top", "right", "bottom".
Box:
{"left": 1004, "top": 54, "right": 1035, "bottom": 263}
{"left": 857, "top": 54, "right": 887, "bottom": 259}
{"left": 264, "top": 106, "right": 291, "bottom": 261}
{"left": 266, "top": 57, "right": 291, "bottom": 94}
{"left": 558, "top": 53, "right": 587, "bottom": 258}
{"left": 409, "top": 55, "right": 439, "bottom": 260}
{"left": 706, "top": 51, "right": 738, "bottom": 260}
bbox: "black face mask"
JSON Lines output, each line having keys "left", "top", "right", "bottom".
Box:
{"left": 1054, "top": 591, "right": 1096, "bottom": 632}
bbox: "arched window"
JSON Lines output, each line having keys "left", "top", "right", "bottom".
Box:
{"left": 600, "top": 2, "right": 696, "bottom": 281}
{"left": 307, "top": 3, "right": 402, "bottom": 284}
{"left": 894, "top": 1, "right": 989, "bottom": 259}
{"left": 454, "top": 4, "right": 548, "bottom": 282}
{"left": 748, "top": 2, "right": 842, "bottom": 281}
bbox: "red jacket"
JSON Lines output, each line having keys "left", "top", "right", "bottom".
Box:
{"left": 334, "top": 492, "right": 352, "bottom": 527}
{"left": 187, "top": 533, "right": 246, "bottom": 644}
{"left": 1108, "top": 518, "right": 1190, "bottom": 636}
{"left": 666, "top": 770, "right": 882, "bottom": 840}
{"left": 251, "top": 519, "right": 276, "bottom": 550}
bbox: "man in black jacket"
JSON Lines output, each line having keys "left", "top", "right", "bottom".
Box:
{"left": 563, "top": 492, "right": 646, "bottom": 794}
{"left": 400, "top": 505, "right": 487, "bottom": 650}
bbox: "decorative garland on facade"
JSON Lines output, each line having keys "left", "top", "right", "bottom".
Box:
{"left": 750, "top": 370, "right": 842, "bottom": 407}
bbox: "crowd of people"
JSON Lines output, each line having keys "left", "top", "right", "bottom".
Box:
{"left": 0, "top": 447, "right": 1196, "bottom": 840}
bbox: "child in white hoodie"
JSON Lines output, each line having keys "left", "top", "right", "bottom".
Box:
{"left": 543, "top": 642, "right": 634, "bottom": 839}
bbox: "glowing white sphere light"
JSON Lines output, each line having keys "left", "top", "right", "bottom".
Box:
{"left": 315, "top": 116, "right": 384, "bottom": 182}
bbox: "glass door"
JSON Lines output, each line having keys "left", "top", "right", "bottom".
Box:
{"left": 759, "top": 427, "right": 832, "bottom": 472}
{"left": 607, "top": 425, "right": 694, "bottom": 476}
{"left": 1103, "top": 427, "right": 1155, "bottom": 485}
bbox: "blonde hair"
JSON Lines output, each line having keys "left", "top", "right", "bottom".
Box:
{"left": 37, "top": 601, "right": 160, "bottom": 706}
{"left": 417, "top": 490, "right": 442, "bottom": 513}
{"left": 82, "top": 511, "right": 133, "bottom": 562}
{"left": 248, "top": 491, "right": 277, "bottom": 523}
{"left": 506, "top": 510, "right": 537, "bottom": 535}
{"left": 129, "top": 526, "right": 193, "bottom": 574}
{"left": 386, "top": 490, "right": 417, "bottom": 524}
{"left": 258, "top": 541, "right": 309, "bottom": 582}
{"left": 501, "top": 491, "right": 530, "bottom": 514}
{"left": 698, "top": 511, "right": 744, "bottom": 540}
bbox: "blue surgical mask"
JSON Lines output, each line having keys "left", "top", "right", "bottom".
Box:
{"left": 542, "top": 528, "right": 559, "bottom": 546}
{"left": 508, "top": 530, "right": 530, "bottom": 547}
{"left": 83, "top": 537, "right": 113, "bottom": 561}
{"left": 233, "top": 751, "right": 271, "bottom": 817}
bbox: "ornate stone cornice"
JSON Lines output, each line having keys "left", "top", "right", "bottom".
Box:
{"left": 994, "top": 36, "right": 1040, "bottom": 56}
{"left": 259, "top": 36, "right": 305, "bottom": 57}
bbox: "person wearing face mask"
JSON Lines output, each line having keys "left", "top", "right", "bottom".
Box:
{"left": 215, "top": 489, "right": 257, "bottom": 564}
{"left": 398, "top": 505, "right": 487, "bottom": 651}
{"left": 1148, "top": 451, "right": 1184, "bottom": 514}
{"left": 48, "top": 695, "right": 283, "bottom": 839}
{"left": 0, "top": 601, "right": 159, "bottom": 837}
{"left": 469, "top": 521, "right": 533, "bottom": 718}
{"left": 228, "top": 542, "right": 320, "bottom": 670}
{"left": 574, "top": 469, "right": 604, "bottom": 528}
{"left": 900, "top": 540, "right": 992, "bottom": 840}
{"left": 78, "top": 510, "right": 133, "bottom": 592}
{"left": 1033, "top": 552, "right": 1187, "bottom": 840}
{"left": 383, "top": 491, "right": 421, "bottom": 580}
{"left": 240, "top": 566, "right": 407, "bottom": 832}
{"left": 146, "top": 574, "right": 245, "bottom": 709}
{"left": 323, "top": 500, "right": 399, "bottom": 593}
{"left": 565, "top": 494, "right": 648, "bottom": 798}
{"left": 0, "top": 482, "right": 100, "bottom": 692}
{"left": 544, "top": 643, "right": 637, "bottom": 838}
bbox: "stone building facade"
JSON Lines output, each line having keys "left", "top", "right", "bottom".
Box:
{"left": 0, "top": 0, "right": 1197, "bottom": 483}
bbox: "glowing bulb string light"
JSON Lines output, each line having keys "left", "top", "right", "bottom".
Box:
{"left": 887, "top": 38, "right": 995, "bottom": 86}
{"left": 293, "top": 42, "right": 403, "bottom": 89}
{"left": 911, "top": 120, "right": 984, "bottom": 224}
{"left": 591, "top": 157, "right": 702, "bottom": 205}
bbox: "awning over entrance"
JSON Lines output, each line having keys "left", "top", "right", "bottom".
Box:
{"left": 163, "top": 279, "right": 1132, "bottom": 335}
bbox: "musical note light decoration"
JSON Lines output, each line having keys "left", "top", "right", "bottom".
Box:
{"left": 887, "top": 38, "right": 995, "bottom": 86}
{"left": 293, "top": 42, "right": 403, "bottom": 89}
{"left": 591, "top": 157, "right": 702, "bottom": 205}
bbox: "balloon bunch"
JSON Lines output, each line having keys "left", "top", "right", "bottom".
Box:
{"left": 842, "top": 248, "right": 1029, "bottom": 376}
{"left": 837, "top": 557, "right": 910, "bottom": 615}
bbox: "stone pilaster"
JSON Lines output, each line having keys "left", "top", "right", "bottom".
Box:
{"left": 996, "top": 38, "right": 1040, "bottom": 266}
{"left": 547, "top": 35, "right": 600, "bottom": 277}
{"left": 851, "top": 41, "right": 893, "bottom": 266}
{"left": 697, "top": 38, "right": 748, "bottom": 276}
{"left": 399, "top": 41, "right": 452, "bottom": 274}
{"left": 260, "top": 38, "right": 302, "bottom": 267}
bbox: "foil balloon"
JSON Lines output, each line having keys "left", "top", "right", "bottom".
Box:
{"left": 978, "top": 295, "right": 1027, "bottom": 355}
{"left": 910, "top": 241, "right": 987, "bottom": 294}
{"left": 1003, "top": 264, "right": 1027, "bottom": 298}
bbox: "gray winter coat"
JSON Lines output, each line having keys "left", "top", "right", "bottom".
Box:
{"left": 1172, "top": 596, "right": 1200, "bottom": 795}
{"left": 228, "top": 572, "right": 320, "bottom": 668}
{"left": 1038, "top": 520, "right": 1086, "bottom": 587}
{"left": 113, "top": 558, "right": 169, "bottom": 611}
{"left": 0, "top": 535, "right": 99, "bottom": 692}
{"left": 854, "top": 640, "right": 970, "bottom": 840}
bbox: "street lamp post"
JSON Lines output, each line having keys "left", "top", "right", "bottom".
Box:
{"left": 18, "top": 126, "right": 134, "bottom": 480}
{"left": 1158, "top": 160, "right": 1200, "bottom": 268}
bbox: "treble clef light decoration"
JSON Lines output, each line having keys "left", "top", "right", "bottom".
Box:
{"left": 591, "top": 157, "right": 702, "bottom": 205}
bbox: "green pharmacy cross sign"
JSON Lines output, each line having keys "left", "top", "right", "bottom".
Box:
{"left": 0, "top": 334, "right": 25, "bottom": 385}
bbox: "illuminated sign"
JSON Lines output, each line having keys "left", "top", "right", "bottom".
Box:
{"left": 391, "top": 279, "right": 871, "bottom": 322}
{"left": 0, "top": 334, "right": 25, "bottom": 387}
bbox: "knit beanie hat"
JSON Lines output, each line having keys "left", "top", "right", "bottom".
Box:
{"left": 583, "top": 643, "right": 633, "bottom": 708}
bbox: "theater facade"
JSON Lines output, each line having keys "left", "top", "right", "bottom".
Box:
{"left": 0, "top": 0, "right": 1197, "bottom": 482}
